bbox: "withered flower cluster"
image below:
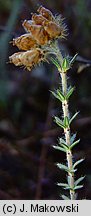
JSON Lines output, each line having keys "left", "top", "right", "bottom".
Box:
{"left": 9, "top": 6, "right": 65, "bottom": 71}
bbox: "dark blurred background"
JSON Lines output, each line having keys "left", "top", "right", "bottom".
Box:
{"left": 0, "top": 0, "right": 91, "bottom": 200}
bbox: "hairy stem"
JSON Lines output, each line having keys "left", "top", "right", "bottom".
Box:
{"left": 60, "top": 72, "right": 75, "bottom": 200}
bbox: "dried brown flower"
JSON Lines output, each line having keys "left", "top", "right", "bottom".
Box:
{"left": 37, "top": 6, "right": 54, "bottom": 21}
{"left": 22, "top": 20, "right": 49, "bottom": 45}
{"left": 23, "top": 20, "right": 34, "bottom": 32}
{"left": 12, "top": 33, "right": 37, "bottom": 50}
{"left": 44, "top": 21, "right": 62, "bottom": 39}
{"left": 9, "top": 48, "right": 45, "bottom": 71}
{"left": 9, "top": 52, "right": 24, "bottom": 66}
{"left": 32, "top": 13, "right": 48, "bottom": 26}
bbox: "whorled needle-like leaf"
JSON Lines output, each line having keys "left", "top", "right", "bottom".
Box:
{"left": 70, "top": 133, "right": 77, "bottom": 144}
{"left": 70, "top": 139, "right": 80, "bottom": 149}
{"left": 54, "top": 116, "right": 66, "bottom": 129}
{"left": 51, "top": 89, "right": 65, "bottom": 102}
{"left": 70, "top": 168, "right": 77, "bottom": 173}
{"left": 59, "top": 137, "right": 66, "bottom": 145}
{"left": 74, "top": 176, "right": 85, "bottom": 186}
{"left": 55, "top": 139, "right": 70, "bottom": 151}
{"left": 74, "top": 185, "right": 83, "bottom": 190}
{"left": 53, "top": 145, "right": 67, "bottom": 153}
{"left": 57, "top": 163, "right": 69, "bottom": 172}
{"left": 63, "top": 184, "right": 83, "bottom": 191}
{"left": 57, "top": 163, "right": 77, "bottom": 173}
{"left": 65, "top": 86, "right": 75, "bottom": 100}
{"left": 57, "top": 163, "right": 77, "bottom": 174}
{"left": 61, "top": 58, "right": 70, "bottom": 72}
{"left": 57, "top": 89, "right": 65, "bottom": 101}
{"left": 57, "top": 183, "right": 68, "bottom": 187}
{"left": 64, "top": 186, "right": 73, "bottom": 190}
{"left": 67, "top": 176, "right": 71, "bottom": 185}
{"left": 50, "top": 90, "right": 59, "bottom": 100}
{"left": 51, "top": 57, "right": 61, "bottom": 70}
{"left": 69, "top": 111, "right": 79, "bottom": 124}
{"left": 61, "top": 143, "right": 69, "bottom": 151}
{"left": 73, "top": 158, "right": 84, "bottom": 169}
{"left": 61, "top": 195, "right": 70, "bottom": 200}
{"left": 63, "top": 116, "right": 70, "bottom": 128}
{"left": 70, "top": 53, "right": 78, "bottom": 65}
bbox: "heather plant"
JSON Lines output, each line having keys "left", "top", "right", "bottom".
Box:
{"left": 9, "top": 5, "right": 85, "bottom": 200}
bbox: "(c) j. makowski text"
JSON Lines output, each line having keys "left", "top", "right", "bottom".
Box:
{"left": 20, "top": 203, "right": 78, "bottom": 213}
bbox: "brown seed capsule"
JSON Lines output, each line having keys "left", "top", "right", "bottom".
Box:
{"left": 32, "top": 13, "right": 48, "bottom": 25}
{"left": 44, "top": 21, "right": 62, "bottom": 38}
{"left": 9, "top": 48, "right": 45, "bottom": 71}
{"left": 22, "top": 20, "right": 49, "bottom": 45}
{"left": 37, "top": 6, "right": 54, "bottom": 21}
{"left": 12, "top": 33, "right": 37, "bottom": 50}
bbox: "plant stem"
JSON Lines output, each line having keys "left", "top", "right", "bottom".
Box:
{"left": 60, "top": 72, "right": 75, "bottom": 200}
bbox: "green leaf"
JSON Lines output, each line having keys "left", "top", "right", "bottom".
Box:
{"left": 67, "top": 176, "right": 70, "bottom": 185}
{"left": 70, "top": 168, "right": 77, "bottom": 173}
{"left": 70, "top": 133, "right": 77, "bottom": 144}
{"left": 65, "top": 87, "right": 74, "bottom": 100}
{"left": 61, "top": 143, "right": 69, "bottom": 151}
{"left": 57, "top": 89, "right": 65, "bottom": 101}
{"left": 57, "top": 163, "right": 77, "bottom": 174}
{"left": 74, "top": 185, "right": 83, "bottom": 190}
{"left": 64, "top": 116, "right": 70, "bottom": 128}
{"left": 61, "top": 195, "right": 70, "bottom": 200}
{"left": 74, "top": 176, "right": 85, "bottom": 186}
{"left": 73, "top": 158, "right": 84, "bottom": 168}
{"left": 57, "top": 183, "right": 68, "bottom": 187}
{"left": 70, "top": 53, "right": 78, "bottom": 65}
{"left": 51, "top": 90, "right": 65, "bottom": 102}
{"left": 53, "top": 145, "right": 66, "bottom": 153}
{"left": 70, "top": 139, "right": 80, "bottom": 149}
{"left": 50, "top": 91, "right": 59, "bottom": 100}
{"left": 59, "top": 139, "right": 69, "bottom": 150}
{"left": 57, "top": 163, "right": 69, "bottom": 172}
{"left": 69, "top": 112, "right": 79, "bottom": 124}
{"left": 62, "top": 58, "right": 70, "bottom": 72}
{"left": 54, "top": 117, "right": 65, "bottom": 129}
{"left": 51, "top": 57, "right": 61, "bottom": 70}
{"left": 64, "top": 186, "right": 72, "bottom": 190}
{"left": 59, "top": 138, "right": 66, "bottom": 145}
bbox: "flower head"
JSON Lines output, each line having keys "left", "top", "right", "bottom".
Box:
{"left": 9, "top": 6, "right": 66, "bottom": 71}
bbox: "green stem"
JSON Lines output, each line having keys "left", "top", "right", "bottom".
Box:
{"left": 52, "top": 45, "right": 76, "bottom": 199}
{"left": 60, "top": 72, "right": 75, "bottom": 200}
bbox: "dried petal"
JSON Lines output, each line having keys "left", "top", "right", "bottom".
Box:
{"left": 22, "top": 20, "right": 49, "bottom": 45}
{"left": 13, "top": 33, "right": 37, "bottom": 50}
{"left": 32, "top": 13, "right": 48, "bottom": 25}
{"left": 44, "top": 21, "right": 62, "bottom": 38}
{"left": 37, "top": 6, "right": 54, "bottom": 21}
